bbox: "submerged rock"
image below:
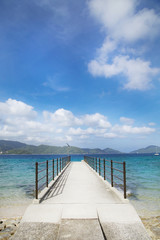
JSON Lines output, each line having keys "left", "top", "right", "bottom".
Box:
{"left": 0, "top": 232, "right": 11, "bottom": 240}
{"left": 0, "top": 217, "right": 21, "bottom": 240}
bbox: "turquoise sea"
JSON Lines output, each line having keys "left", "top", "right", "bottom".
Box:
{"left": 0, "top": 154, "right": 159, "bottom": 219}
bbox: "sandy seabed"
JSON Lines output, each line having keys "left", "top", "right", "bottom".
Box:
{"left": 0, "top": 205, "right": 29, "bottom": 219}
{"left": 141, "top": 216, "right": 160, "bottom": 240}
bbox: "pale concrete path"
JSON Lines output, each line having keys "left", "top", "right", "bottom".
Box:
{"left": 11, "top": 161, "right": 151, "bottom": 240}
{"left": 42, "top": 161, "right": 120, "bottom": 205}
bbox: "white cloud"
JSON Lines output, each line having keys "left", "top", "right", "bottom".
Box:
{"left": 43, "top": 110, "right": 111, "bottom": 128}
{"left": 83, "top": 113, "right": 111, "bottom": 128}
{"left": 96, "top": 37, "right": 117, "bottom": 63}
{"left": 43, "top": 108, "right": 82, "bottom": 127}
{"left": 120, "top": 117, "right": 134, "bottom": 125}
{"left": 88, "top": 0, "right": 160, "bottom": 90}
{"left": 148, "top": 122, "right": 156, "bottom": 126}
{"left": 0, "top": 98, "right": 37, "bottom": 119}
{"left": 104, "top": 132, "right": 117, "bottom": 138}
{"left": 88, "top": 0, "right": 160, "bottom": 42}
{"left": 43, "top": 77, "right": 70, "bottom": 92}
{"left": 88, "top": 0, "right": 135, "bottom": 31}
{"left": 88, "top": 52, "right": 160, "bottom": 90}
{"left": 112, "top": 124, "right": 155, "bottom": 134}
{"left": 0, "top": 99, "right": 156, "bottom": 146}
{"left": 68, "top": 127, "right": 106, "bottom": 136}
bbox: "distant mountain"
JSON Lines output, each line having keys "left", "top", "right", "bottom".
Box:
{"left": 0, "top": 140, "right": 27, "bottom": 152}
{"left": 0, "top": 140, "right": 122, "bottom": 155}
{"left": 130, "top": 145, "right": 160, "bottom": 154}
{"left": 1, "top": 140, "right": 159, "bottom": 155}
{"left": 81, "top": 148, "right": 106, "bottom": 154}
{"left": 103, "top": 148, "right": 122, "bottom": 154}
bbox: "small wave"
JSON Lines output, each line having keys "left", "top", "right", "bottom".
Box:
{"left": 127, "top": 189, "right": 139, "bottom": 200}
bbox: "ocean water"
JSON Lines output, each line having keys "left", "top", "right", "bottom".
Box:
{"left": 0, "top": 154, "right": 159, "bottom": 219}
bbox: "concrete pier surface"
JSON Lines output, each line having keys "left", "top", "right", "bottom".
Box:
{"left": 11, "top": 161, "right": 151, "bottom": 240}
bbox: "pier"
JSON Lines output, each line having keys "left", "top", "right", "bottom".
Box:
{"left": 11, "top": 157, "right": 150, "bottom": 240}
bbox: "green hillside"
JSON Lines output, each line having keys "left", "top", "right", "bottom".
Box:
{"left": 130, "top": 145, "right": 160, "bottom": 154}
{"left": 0, "top": 140, "right": 123, "bottom": 154}
{"left": 0, "top": 140, "right": 27, "bottom": 152}
{"left": 103, "top": 148, "right": 122, "bottom": 154}
{"left": 82, "top": 148, "right": 106, "bottom": 154}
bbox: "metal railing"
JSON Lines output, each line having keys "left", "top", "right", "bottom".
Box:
{"left": 35, "top": 156, "right": 71, "bottom": 199}
{"left": 84, "top": 156, "right": 126, "bottom": 199}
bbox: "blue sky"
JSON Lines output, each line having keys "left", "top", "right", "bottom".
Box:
{"left": 0, "top": 0, "right": 160, "bottom": 152}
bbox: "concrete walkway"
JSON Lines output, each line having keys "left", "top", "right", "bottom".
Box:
{"left": 11, "top": 161, "right": 151, "bottom": 240}
{"left": 42, "top": 161, "right": 120, "bottom": 204}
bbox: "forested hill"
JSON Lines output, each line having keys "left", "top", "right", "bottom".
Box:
{"left": 1, "top": 140, "right": 158, "bottom": 155}
{"left": 130, "top": 145, "right": 160, "bottom": 154}
{"left": 0, "top": 140, "right": 122, "bottom": 154}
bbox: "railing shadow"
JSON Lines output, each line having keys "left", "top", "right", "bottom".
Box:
{"left": 41, "top": 163, "right": 72, "bottom": 202}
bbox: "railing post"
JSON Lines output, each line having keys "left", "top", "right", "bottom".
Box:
{"left": 35, "top": 162, "right": 38, "bottom": 199}
{"left": 60, "top": 158, "right": 61, "bottom": 172}
{"left": 46, "top": 160, "right": 48, "bottom": 187}
{"left": 53, "top": 159, "right": 54, "bottom": 180}
{"left": 111, "top": 160, "right": 113, "bottom": 187}
{"left": 57, "top": 158, "right": 58, "bottom": 176}
{"left": 99, "top": 158, "right": 101, "bottom": 175}
{"left": 103, "top": 159, "right": 105, "bottom": 180}
{"left": 123, "top": 162, "right": 126, "bottom": 199}
{"left": 96, "top": 158, "right": 97, "bottom": 172}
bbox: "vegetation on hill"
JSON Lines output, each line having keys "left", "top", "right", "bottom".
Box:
{"left": 1, "top": 140, "right": 159, "bottom": 155}
{"left": 0, "top": 140, "right": 27, "bottom": 152}
{"left": 130, "top": 145, "right": 160, "bottom": 154}
{"left": 103, "top": 148, "right": 122, "bottom": 154}
{"left": 0, "top": 140, "right": 122, "bottom": 154}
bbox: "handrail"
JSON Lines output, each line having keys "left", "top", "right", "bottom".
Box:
{"left": 35, "top": 156, "right": 71, "bottom": 199}
{"left": 84, "top": 156, "right": 127, "bottom": 199}
{"left": 112, "top": 160, "right": 123, "bottom": 164}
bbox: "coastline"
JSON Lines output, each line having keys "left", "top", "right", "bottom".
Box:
{"left": 129, "top": 200, "right": 160, "bottom": 240}
{"left": 140, "top": 216, "right": 160, "bottom": 240}
{"left": 0, "top": 205, "right": 29, "bottom": 219}
{"left": 0, "top": 204, "right": 28, "bottom": 240}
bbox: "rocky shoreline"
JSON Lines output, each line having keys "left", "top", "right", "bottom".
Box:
{"left": 141, "top": 216, "right": 160, "bottom": 240}
{"left": 0, "top": 217, "right": 21, "bottom": 240}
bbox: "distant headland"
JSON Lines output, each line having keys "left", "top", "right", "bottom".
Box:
{"left": 0, "top": 140, "right": 159, "bottom": 155}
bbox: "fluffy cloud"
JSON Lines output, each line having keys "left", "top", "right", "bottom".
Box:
{"left": 43, "top": 108, "right": 82, "bottom": 127}
{"left": 88, "top": 0, "right": 160, "bottom": 90}
{"left": 0, "top": 99, "right": 155, "bottom": 146}
{"left": 43, "top": 109, "right": 111, "bottom": 128}
{"left": 89, "top": 55, "right": 159, "bottom": 90}
{"left": 120, "top": 117, "right": 134, "bottom": 125}
{"left": 0, "top": 98, "right": 37, "bottom": 119}
{"left": 112, "top": 125, "right": 155, "bottom": 134}
{"left": 88, "top": 0, "right": 160, "bottom": 42}
{"left": 83, "top": 113, "right": 111, "bottom": 128}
